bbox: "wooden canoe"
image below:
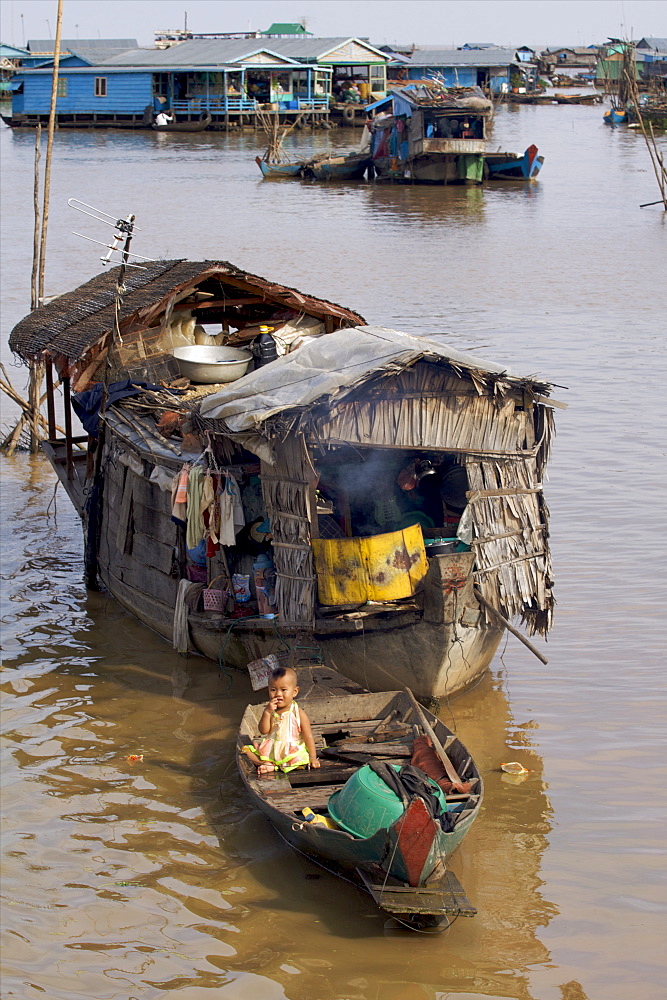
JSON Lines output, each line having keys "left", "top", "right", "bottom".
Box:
{"left": 303, "top": 152, "right": 370, "bottom": 180}
{"left": 236, "top": 686, "right": 481, "bottom": 929}
{"left": 152, "top": 113, "right": 212, "bottom": 132}
{"left": 255, "top": 155, "right": 305, "bottom": 177}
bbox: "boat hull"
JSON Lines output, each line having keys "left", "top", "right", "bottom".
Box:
{"left": 236, "top": 689, "right": 482, "bottom": 924}
{"left": 603, "top": 108, "right": 628, "bottom": 125}
{"left": 374, "top": 152, "right": 485, "bottom": 185}
{"left": 87, "top": 424, "right": 502, "bottom": 703}
{"left": 484, "top": 144, "right": 544, "bottom": 179}
{"left": 303, "top": 154, "right": 370, "bottom": 180}
{"left": 255, "top": 155, "right": 304, "bottom": 177}
{"left": 100, "top": 559, "right": 502, "bottom": 702}
{"left": 152, "top": 113, "right": 212, "bottom": 132}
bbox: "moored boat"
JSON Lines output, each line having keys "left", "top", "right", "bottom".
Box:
{"left": 237, "top": 684, "right": 481, "bottom": 928}
{"left": 367, "top": 84, "right": 492, "bottom": 184}
{"left": 152, "top": 112, "right": 212, "bottom": 132}
{"left": 302, "top": 150, "right": 371, "bottom": 180}
{"left": 484, "top": 144, "right": 544, "bottom": 179}
{"left": 255, "top": 155, "right": 305, "bottom": 177}
{"left": 9, "top": 255, "right": 560, "bottom": 702}
{"left": 603, "top": 107, "right": 628, "bottom": 125}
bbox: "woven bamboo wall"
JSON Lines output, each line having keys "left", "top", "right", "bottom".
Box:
{"left": 260, "top": 435, "right": 316, "bottom": 623}
{"left": 465, "top": 456, "right": 554, "bottom": 636}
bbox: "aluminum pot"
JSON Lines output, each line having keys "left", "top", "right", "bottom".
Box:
{"left": 171, "top": 345, "right": 251, "bottom": 384}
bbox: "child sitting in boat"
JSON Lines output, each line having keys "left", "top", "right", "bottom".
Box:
{"left": 242, "top": 666, "right": 320, "bottom": 775}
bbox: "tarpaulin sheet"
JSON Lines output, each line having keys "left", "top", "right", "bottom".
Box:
{"left": 198, "top": 326, "right": 513, "bottom": 432}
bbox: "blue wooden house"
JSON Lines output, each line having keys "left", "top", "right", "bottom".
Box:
{"left": 1, "top": 42, "right": 30, "bottom": 93}
{"left": 7, "top": 36, "right": 389, "bottom": 128}
{"left": 391, "top": 47, "right": 528, "bottom": 94}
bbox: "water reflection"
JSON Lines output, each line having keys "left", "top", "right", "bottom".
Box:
{"left": 1, "top": 453, "right": 557, "bottom": 999}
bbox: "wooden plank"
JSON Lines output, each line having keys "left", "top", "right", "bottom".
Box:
{"left": 287, "top": 766, "right": 356, "bottom": 786}
{"left": 333, "top": 742, "right": 413, "bottom": 756}
{"left": 131, "top": 533, "right": 176, "bottom": 576}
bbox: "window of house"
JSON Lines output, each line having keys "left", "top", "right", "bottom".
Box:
{"left": 370, "top": 64, "right": 386, "bottom": 92}
{"left": 57, "top": 78, "right": 67, "bottom": 97}
{"left": 94, "top": 77, "right": 107, "bottom": 97}
{"left": 153, "top": 73, "right": 170, "bottom": 97}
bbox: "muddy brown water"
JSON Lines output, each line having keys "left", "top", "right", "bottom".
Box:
{"left": 1, "top": 102, "right": 666, "bottom": 1000}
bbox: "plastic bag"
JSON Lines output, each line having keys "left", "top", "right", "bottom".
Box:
{"left": 232, "top": 573, "right": 251, "bottom": 603}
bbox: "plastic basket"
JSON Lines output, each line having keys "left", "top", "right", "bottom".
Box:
{"left": 203, "top": 575, "right": 228, "bottom": 612}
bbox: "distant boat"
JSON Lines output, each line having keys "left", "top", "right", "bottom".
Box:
{"left": 152, "top": 113, "right": 212, "bottom": 132}
{"left": 603, "top": 107, "right": 628, "bottom": 126}
{"left": 484, "top": 144, "right": 544, "bottom": 180}
{"left": 255, "top": 155, "right": 305, "bottom": 177}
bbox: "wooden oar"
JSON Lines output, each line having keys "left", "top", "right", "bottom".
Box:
{"left": 473, "top": 588, "right": 548, "bottom": 665}
{"left": 404, "top": 688, "right": 463, "bottom": 787}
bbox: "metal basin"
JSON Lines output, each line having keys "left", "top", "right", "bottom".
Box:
{"left": 171, "top": 345, "right": 251, "bottom": 384}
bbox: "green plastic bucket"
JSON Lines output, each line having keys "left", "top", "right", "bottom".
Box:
{"left": 328, "top": 764, "right": 447, "bottom": 839}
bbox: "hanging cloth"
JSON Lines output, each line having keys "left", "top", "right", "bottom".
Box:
{"left": 186, "top": 465, "right": 205, "bottom": 549}
{"left": 171, "top": 465, "right": 189, "bottom": 525}
{"left": 218, "top": 474, "right": 244, "bottom": 546}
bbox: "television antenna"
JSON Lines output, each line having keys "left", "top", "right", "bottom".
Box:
{"left": 68, "top": 199, "right": 156, "bottom": 270}
{"left": 68, "top": 200, "right": 157, "bottom": 347}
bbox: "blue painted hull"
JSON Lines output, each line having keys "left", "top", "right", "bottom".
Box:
{"left": 603, "top": 108, "right": 628, "bottom": 126}
{"left": 255, "top": 156, "right": 304, "bottom": 178}
{"left": 485, "top": 144, "right": 544, "bottom": 180}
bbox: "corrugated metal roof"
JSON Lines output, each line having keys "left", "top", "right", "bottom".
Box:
{"left": 262, "top": 23, "right": 312, "bottom": 35}
{"left": 0, "top": 43, "right": 30, "bottom": 58}
{"left": 28, "top": 38, "right": 138, "bottom": 53}
{"left": 102, "top": 36, "right": 388, "bottom": 69}
{"left": 408, "top": 48, "right": 518, "bottom": 68}
{"left": 102, "top": 39, "right": 301, "bottom": 68}
{"left": 636, "top": 37, "right": 667, "bottom": 52}
{"left": 266, "top": 37, "right": 388, "bottom": 61}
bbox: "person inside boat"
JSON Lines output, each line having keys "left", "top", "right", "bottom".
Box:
{"left": 241, "top": 666, "right": 320, "bottom": 775}
{"left": 155, "top": 110, "right": 173, "bottom": 126}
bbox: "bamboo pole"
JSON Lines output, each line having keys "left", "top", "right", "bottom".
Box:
{"left": 473, "top": 587, "right": 549, "bottom": 664}
{"left": 30, "top": 124, "right": 42, "bottom": 311}
{"left": 37, "top": 0, "right": 63, "bottom": 305}
{"left": 624, "top": 60, "right": 667, "bottom": 210}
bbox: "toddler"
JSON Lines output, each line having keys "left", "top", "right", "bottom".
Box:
{"left": 242, "top": 666, "right": 320, "bottom": 775}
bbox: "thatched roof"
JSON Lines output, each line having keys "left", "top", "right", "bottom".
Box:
{"left": 199, "top": 325, "right": 554, "bottom": 433}
{"left": 9, "top": 260, "right": 365, "bottom": 365}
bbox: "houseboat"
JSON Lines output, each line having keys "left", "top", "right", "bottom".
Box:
{"left": 9, "top": 259, "right": 560, "bottom": 702}
{"left": 367, "top": 85, "right": 493, "bottom": 184}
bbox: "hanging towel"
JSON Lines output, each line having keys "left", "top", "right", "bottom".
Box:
{"left": 218, "top": 474, "right": 244, "bottom": 546}
{"left": 186, "top": 466, "right": 205, "bottom": 549}
{"left": 173, "top": 579, "right": 205, "bottom": 653}
{"left": 172, "top": 466, "right": 189, "bottom": 524}
{"left": 150, "top": 464, "right": 176, "bottom": 493}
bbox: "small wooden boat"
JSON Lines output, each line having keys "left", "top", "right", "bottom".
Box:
{"left": 484, "top": 144, "right": 544, "bottom": 180}
{"left": 236, "top": 684, "right": 481, "bottom": 929}
{"left": 603, "top": 107, "right": 628, "bottom": 126}
{"left": 152, "top": 113, "right": 212, "bottom": 132}
{"left": 303, "top": 151, "right": 370, "bottom": 180}
{"left": 255, "top": 155, "right": 304, "bottom": 178}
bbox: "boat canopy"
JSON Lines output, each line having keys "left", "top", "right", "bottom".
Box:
{"left": 199, "top": 325, "right": 553, "bottom": 433}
